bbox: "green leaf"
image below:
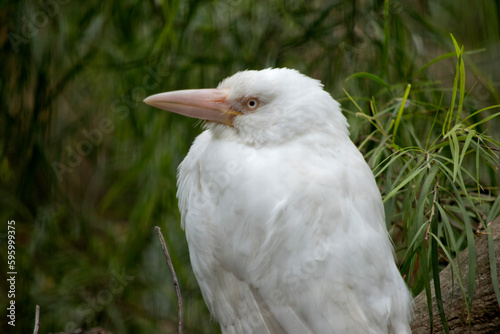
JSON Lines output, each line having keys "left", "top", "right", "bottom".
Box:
{"left": 392, "top": 84, "right": 412, "bottom": 138}
{"left": 443, "top": 34, "right": 464, "bottom": 135}
{"left": 345, "top": 72, "right": 390, "bottom": 89}
{"left": 344, "top": 88, "right": 364, "bottom": 113}
{"left": 487, "top": 195, "right": 500, "bottom": 223}
{"left": 450, "top": 35, "right": 466, "bottom": 126}
{"left": 419, "top": 244, "right": 434, "bottom": 332}
{"left": 413, "top": 52, "right": 456, "bottom": 77}
{"left": 450, "top": 130, "right": 460, "bottom": 182}
{"left": 403, "top": 218, "right": 430, "bottom": 262}
{"left": 458, "top": 130, "right": 475, "bottom": 167}
{"left": 415, "top": 165, "right": 439, "bottom": 234}
{"left": 462, "top": 104, "right": 500, "bottom": 123}
{"left": 487, "top": 230, "right": 500, "bottom": 309}
{"left": 430, "top": 211, "right": 450, "bottom": 334}
{"left": 373, "top": 149, "right": 410, "bottom": 178}
{"left": 436, "top": 203, "right": 460, "bottom": 265}
{"left": 429, "top": 232, "right": 470, "bottom": 319}
{"left": 383, "top": 164, "right": 426, "bottom": 203}
{"left": 466, "top": 111, "right": 500, "bottom": 130}
{"left": 485, "top": 196, "right": 500, "bottom": 308}
{"left": 448, "top": 178, "right": 476, "bottom": 311}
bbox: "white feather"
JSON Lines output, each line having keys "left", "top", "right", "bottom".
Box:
{"left": 176, "top": 68, "right": 412, "bottom": 333}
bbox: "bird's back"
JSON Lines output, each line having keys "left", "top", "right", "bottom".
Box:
{"left": 177, "top": 130, "right": 412, "bottom": 334}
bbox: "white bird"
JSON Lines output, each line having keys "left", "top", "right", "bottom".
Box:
{"left": 144, "top": 68, "right": 413, "bottom": 334}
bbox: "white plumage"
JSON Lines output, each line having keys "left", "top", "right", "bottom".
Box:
{"left": 145, "top": 68, "right": 412, "bottom": 333}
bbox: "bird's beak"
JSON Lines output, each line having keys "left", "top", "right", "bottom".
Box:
{"left": 143, "top": 88, "right": 241, "bottom": 125}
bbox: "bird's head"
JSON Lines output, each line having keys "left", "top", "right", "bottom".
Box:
{"left": 144, "top": 68, "right": 348, "bottom": 145}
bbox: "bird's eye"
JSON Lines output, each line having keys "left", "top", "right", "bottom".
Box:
{"left": 246, "top": 99, "right": 259, "bottom": 109}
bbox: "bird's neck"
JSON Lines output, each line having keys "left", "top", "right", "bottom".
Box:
{"left": 205, "top": 122, "right": 351, "bottom": 149}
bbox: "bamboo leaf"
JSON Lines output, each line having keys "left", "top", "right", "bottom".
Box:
{"left": 466, "top": 112, "right": 500, "bottom": 130}
{"left": 383, "top": 164, "right": 426, "bottom": 203}
{"left": 344, "top": 88, "right": 364, "bottom": 113}
{"left": 419, "top": 244, "right": 434, "bottom": 332}
{"left": 462, "top": 104, "right": 500, "bottom": 123}
{"left": 485, "top": 197, "right": 500, "bottom": 308}
{"left": 448, "top": 178, "right": 476, "bottom": 311}
{"left": 373, "top": 149, "right": 410, "bottom": 178}
{"left": 444, "top": 34, "right": 463, "bottom": 135}
{"left": 403, "top": 218, "right": 431, "bottom": 262}
{"left": 436, "top": 203, "right": 460, "bottom": 265}
{"left": 456, "top": 56, "right": 466, "bottom": 125}
{"left": 430, "top": 211, "right": 450, "bottom": 333}
{"left": 393, "top": 84, "right": 412, "bottom": 138}
{"left": 458, "top": 130, "right": 475, "bottom": 167}
{"left": 413, "top": 52, "right": 456, "bottom": 77}
{"left": 346, "top": 72, "right": 390, "bottom": 89}
{"left": 450, "top": 130, "right": 460, "bottom": 182}
{"left": 487, "top": 230, "right": 500, "bottom": 309}
{"left": 429, "top": 232, "right": 470, "bottom": 319}
{"left": 415, "top": 165, "right": 439, "bottom": 232}
{"left": 487, "top": 196, "right": 500, "bottom": 223}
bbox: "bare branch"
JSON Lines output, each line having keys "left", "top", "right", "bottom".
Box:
{"left": 33, "top": 305, "right": 40, "bottom": 334}
{"left": 155, "top": 226, "right": 183, "bottom": 334}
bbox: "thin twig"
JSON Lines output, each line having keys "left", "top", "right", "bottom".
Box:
{"left": 155, "top": 226, "right": 183, "bottom": 334}
{"left": 33, "top": 305, "right": 40, "bottom": 334}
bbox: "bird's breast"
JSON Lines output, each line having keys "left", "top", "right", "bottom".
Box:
{"left": 178, "top": 130, "right": 381, "bottom": 280}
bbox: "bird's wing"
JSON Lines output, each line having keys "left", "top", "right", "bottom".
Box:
{"left": 178, "top": 131, "right": 411, "bottom": 334}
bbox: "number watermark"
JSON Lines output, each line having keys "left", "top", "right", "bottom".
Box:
{"left": 6, "top": 220, "right": 16, "bottom": 326}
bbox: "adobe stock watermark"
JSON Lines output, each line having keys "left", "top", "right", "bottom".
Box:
{"left": 339, "top": 1, "right": 404, "bottom": 63}
{"left": 51, "top": 63, "right": 169, "bottom": 182}
{"left": 214, "top": 0, "right": 244, "bottom": 23}
{"left": 183, "top": 142, "right": 259, "bottom": 225}
{"left": 470, "top": 73, "right": 500, "bottom": 106}
{"left": 9, "top": 0, "right": 70, "bottom": 53}
{"left": 64, "top": 268, "right": 135, "bottom": 332}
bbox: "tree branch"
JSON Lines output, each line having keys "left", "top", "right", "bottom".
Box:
{"left": 155, "top": 226, "right": 184, "bottom": 333}
{"left": 411, "top": 216, "right": 500, "bottom": 333}
{"left": 33, "top": 305, "right": 40, "bottom": 334}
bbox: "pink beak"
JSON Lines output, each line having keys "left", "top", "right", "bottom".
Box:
{"left": 143, "top": 88, "right": 241, "bottom": 125}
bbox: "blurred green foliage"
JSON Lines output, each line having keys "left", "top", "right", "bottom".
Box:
{"left": 1, "top": 0, "right": 499, "bottom": 333}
